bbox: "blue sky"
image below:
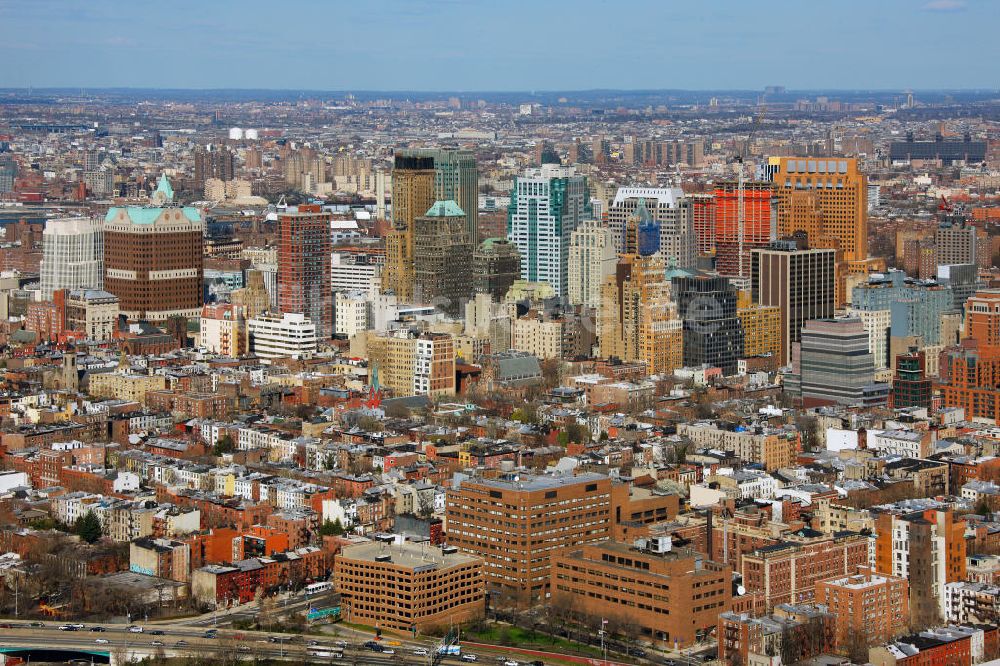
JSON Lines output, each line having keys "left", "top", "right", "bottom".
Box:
{"left": 0, "top": 0, "right": 995, "bottom": 90}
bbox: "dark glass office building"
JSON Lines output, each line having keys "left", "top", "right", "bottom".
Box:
{"left": 671, "top": 275, "right": 744, "bottom": 375}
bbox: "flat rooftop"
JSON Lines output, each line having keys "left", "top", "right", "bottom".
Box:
{"left": 340, "top": 540, "right": 480, "bottom": 572}
{"left": 465, "top": 472, "right": 608, "bottom": 492}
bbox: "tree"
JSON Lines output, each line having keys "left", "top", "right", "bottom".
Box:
{"left": 318, "top": 518, "right": 345, "bottom": 536}
{"left": 213, "top": 434, "right": 236, "bottom": 457}
{"left": 75, "top": 509, "right": 103, "bottom": 544}
{"left": 384, "top": 402, "right": 411, "bottom": 419}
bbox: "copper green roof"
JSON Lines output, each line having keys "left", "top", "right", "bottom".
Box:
{"left": 424, "top": 200, "right": 465, "bottom": 217}
{"left": 104, "top": 206, "right": 203, "bottom": 224}
{"left": 153, "top": 173, "right": 174, "bottom": 201}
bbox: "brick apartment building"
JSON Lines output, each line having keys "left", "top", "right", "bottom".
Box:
{"left": 815, "top": 567, "right": 909, "bottom": 654}
{"left": 741, "top": 529, "right": 869, "bottom": 610}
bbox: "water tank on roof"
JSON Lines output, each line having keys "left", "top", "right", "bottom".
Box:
{"left": 228, "top": 127, "right": 244, "bottom": 140}
{"left": 244, "top": 128, "right": 259, "bottom": 140}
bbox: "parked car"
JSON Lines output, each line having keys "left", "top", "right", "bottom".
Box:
{"left": 461, "top": 656, "right": 479, "bottom": 663}
{"left": 95, "top": 638, "right": 109, "bottom": 645}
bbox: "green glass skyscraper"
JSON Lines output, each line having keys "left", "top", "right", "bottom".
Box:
{"left": 395, "top": 148, "right": 479, "bottom": 247}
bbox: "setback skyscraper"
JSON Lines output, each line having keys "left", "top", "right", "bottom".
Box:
{"left": 395, "top": 148, "right": 479, "bottom": 247}
{"left": 507, "top": 164, "right": 590, "bottom": 298}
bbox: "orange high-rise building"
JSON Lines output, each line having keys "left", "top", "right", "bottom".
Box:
{"left": 713, "top": 181, "right": 773, "bottom": 277}
{"left": 964, "top": 290, "right": 1000, "bottom": 349}
{"left": 773, "top": 157, "right": 868, "bottom": 263}
{"left": 816, "top": 567, "right": 909, "bottom": 653}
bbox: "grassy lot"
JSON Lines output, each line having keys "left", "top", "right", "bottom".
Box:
{"left": 463, "top": 624, "right": 605, "bottom": 658}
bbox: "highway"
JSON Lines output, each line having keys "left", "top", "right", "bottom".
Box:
{"left": 0, "top": 622, "right": 481, "bottom": 665}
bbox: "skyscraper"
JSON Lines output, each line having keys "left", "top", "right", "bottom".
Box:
{"left": 607, "top": 187, "right": 696, "bottom": 269}
{"left": 751, "top": 242, "right": 836, "bottom": 365}
{"left": 40, "top": 217, "right": 104, "bottom": 299}
{"left": 103, "top": 175, "right": 204, "bottom": 321}
{"left": 567, "top": 221, "right": 617, "bottom": 310}
{"left": 773, "top": 158, "right": 868, "bottom": 263}
{"left": 672, "top": 275, "right": 744, "bottom": 375}
{"left": 383, "top": 155, "right": 436, "bottom": 301}
{"left": 507, "top": 164, "right": 590, "bottom": 298}
{"left": 472, "top": 238, "right": 521, "bottom": 302}
{"left": 412, "top": 200, "right": 473, "bottom": 316}
{"left": 599, "top": 253, "right": 683, "bottom": 374}
{"left": 395, "top": 148, "right": 479, "bottom": 246}
{"left": 277, "top": 204, "right": 332, "bottom": 338}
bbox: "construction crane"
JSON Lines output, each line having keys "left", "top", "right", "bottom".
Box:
{"left": 735, "top": 98, "right": 767, "bottom": 278}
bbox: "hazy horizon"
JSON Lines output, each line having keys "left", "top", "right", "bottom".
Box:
{"left": 1, "top": 0, "right": 997, "bottom": 91}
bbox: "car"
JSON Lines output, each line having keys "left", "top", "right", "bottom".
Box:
{"left": 629, "top": 648, "right": 648, "bottom": 658}
{"left": 504, "top": 661, "right": 519, "bottom": 666}
{"left": 662, "top": 660, "right": 678, "bottom": 666}
{"left": 175, "top": 641, "right": 188, "bottom": 647}
{"left": 238, "top": 646, "right": 251, "bottom": 653}
{"left": 531, "top": 661, "right": 546, "bottom": 666}
{"left": 151, "top": 641, "right": 164, "bottom": 647}
{"left": 203, "top": 632, "right": 218, "bottom": 639}
{"left": 149, "top": 630, "right": 165, "bottom": 635}
{"left": 308, "top": 640, "right": 319, "bottom": 647}
{"left": 461, "top": 656, "right": 479, "bottom": 663}
{"left": 69, "top": 623, "right": 85, "bottom": 629}
{"left": 413, "top": 648, "right": 429, "bottom": 656}
{"left": 95, "top": 638, "right": 109, "bottom": 644}
{"left": 0, "top": 623, "right": 11, "bottom": 629}
{"left": 334, "top": 640, "right": 348, "bottom": 648}
{"left": 29, "top": 622, "right": 44, "bottom": 627}
{"left": 90, "top": 627, "right": 106, "bottom": 632}
{"left": 381, "top": 648, "right": 395, "bottom": 655}
{"left": 128, "top": 626, "right": 144, "bottom": 633}
{"left": 59, "top": 625, "right": 78, "bottom": 631}
{"left": 363, "top": 641, "right": 380, "bottom": 651}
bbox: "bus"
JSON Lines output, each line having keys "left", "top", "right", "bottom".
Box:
{"left": 304, "top": 581, "right": 334, "bottom": 596}
{"left": 307, "top": 647, "right": 343, "bottom": 659}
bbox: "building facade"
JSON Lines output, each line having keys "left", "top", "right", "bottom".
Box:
{"left": 750, "top": 243, "right": 836, "bottom": 365}
{"left": 40, "top": 217, "right": 104, "bottom": 299}
{"left": 506, "top": 164, "right": 590, "bottom": 298}
{"left": 277, "top": 205, "right": 332, "bottom": 338}
{"left": 103, "top": 175, "right": 204, "bottom": 320}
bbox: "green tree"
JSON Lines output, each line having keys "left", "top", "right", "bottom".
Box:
{"left": 213, "top": 434, "right": 236, "bottom": 456}
{"left": 318, "top": 518, "right": 345, "bottom": 536}
{"left": 75, "top": 510, "right": 103, "bottom": 544}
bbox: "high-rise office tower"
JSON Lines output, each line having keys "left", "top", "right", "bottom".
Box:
{"left": 395, "top": 148, "right": 479, "bottom": 246}
{"left": 567, "top": 221, "right": 617, "bottom": 310}
{"left": 40, "top": 217, "right": 104, "bottom": 299}
{"left": 785, "top": 317, "right": 887, "bottom": 407}
{"left": 773, "top": 158, "right": 868, "bottom": 263}
{"left": 672, "top": 275, "right": 744, "bottom": 375}
{"left": 507, "top": 164, "right": 590, "bottom": 298}
{"left": 383, "top": 155, "right": 436, "bottom": 301}
{"left": 713, "top": 181, "right": 774, "bottom": 278}
{"left": 103, "top": 175, "right": 204, "bottom": 320}
{"left": 751, "top": 242, "right": 836, "bottom": 365}
{"left": 599, "top": 253, "right": 683, "bottom": 374}
{"left": 193, "top": 145, "right": 236, "bottom": 187}
{"left": 935, "top": 214, "right": 980, "bottom": 267}
{"left": 472, "top": 238, "right": 521, "bottom": 302}
{"left": 412, "top": 200, "right": 473, "bottom": 316}
{"left": 277, "top": 204, "right": 332, "bottom": 338}
{"left": 607, "top": 187, "right": 696, "bottom": 269}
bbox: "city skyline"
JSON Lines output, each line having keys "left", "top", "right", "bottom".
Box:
{"left": 0, "top": 0, "right": 997, "bottom": 91}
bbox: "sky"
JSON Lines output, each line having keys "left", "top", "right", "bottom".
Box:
{"left": 0, "top": 0, "right": 996, "bottom": 91}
